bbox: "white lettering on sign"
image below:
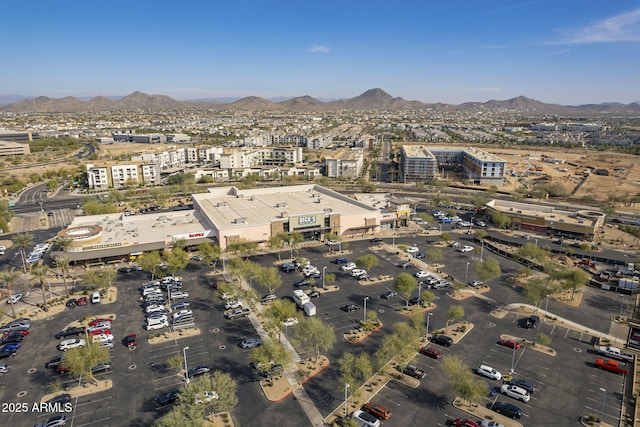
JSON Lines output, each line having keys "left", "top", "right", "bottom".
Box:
{"left": 298, "top": 216, "right": 316, "bottom": 225}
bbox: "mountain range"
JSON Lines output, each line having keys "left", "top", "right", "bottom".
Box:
{"left": 1, "top": 88, "right": 639, "bottom": 115}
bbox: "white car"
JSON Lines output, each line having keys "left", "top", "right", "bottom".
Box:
{"left": 282, "top": 317, "right": 299, "bottom": 327}
{"left": 58, "top": 338, "right": 86, "bottom": 351}
{"left": 145, "top": 304, "right": 166, "bottom": 314}
{"left": 351, "top": 269, "right": 366, "bottom": 277}
{"left": 351, "top": 409, "right": 381, "bottom": 427}
{"left": 173, "top": 309, "right": 194, "bottom": 319}
{"left": 476, "top": 221, "right": 486, "bottom": 227}
{"left": 91, "top": 333, "right": 114, "bottom": 343}
{"left": 325, "top": 240, "right": 340, "bottom": 246}
{"left": 415, "top": 271, "right": 430, "bottom": 279}
{"left": 195, "top": 390, "right": 219, "bottom": 404}
{"left": 469, "top": 280, "right": 484, "bottom": 287}
{"left": 480, "top": 420, "right": 504, "bottom": 427}
{"left": 458, "top": 245, "right": 474, "bottom": 253}
{"left": 220, "top": 292, "right": 236, "bottom": 300}
{"left": 146, "top": 320, "right": 169, "bottom": 330}
{"left": 406, "top": 246, "right": 419, "bottom": 254}
{"left": 477, "top": 364, "right": 502, "bottom": 380}
{"left": 500, "top": 384, "right": 531, "bottom": 402}
{"left": 97, "top": 340, "right": 114, "bottom": 350}
{"left": 170, "top": 291, "right": 189, "bottom": 299}
{"left": 224, "top": 300, "right": 242, "bottom": 310}
{"left": 340, "top": 262, "right": 357, "bottom": 271}
{"left": 6, "top": 294, "right": 23, "bottom": 304}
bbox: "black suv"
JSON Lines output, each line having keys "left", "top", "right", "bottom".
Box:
{"left": 55, "top": 327, "right": 86, "bottom": 339}
{"left": 431, "top": 335, "right": 453, "bottom": 347}
{"left": 526, "top": 315, "right": 539, "bottom": 329}
{"left": 491, "top": 401, "right": 523, "bottom": 419}
{"left": 156, "top": 389, "right": 180, "bottom": 406}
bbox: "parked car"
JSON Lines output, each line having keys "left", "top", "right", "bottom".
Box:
{"left": 224, "top": 307, "right": 251, "bottom": 319}
{"left": 479, "top": 421, "right": 504, "bottom": 427}
{"left": 500, "top": 384, "right": 531, "bottom": 402}
{"left": 172, "top": 310, "right": 193, "bottom": 319}
{"left": 414, "top": 252, "right": 427, "bottom": 259}
{"left": 415, "top": 270, "right": 430, "bottom": 279}
{"left": 399, "top": 261, "right": 414, "bottom": 269}
{"left": 169, "top": 291, "right": 189, "bottom": 299}
{"left": 91, "top": 333, "right": 114, "bottom": 343}
{"left": 430, "top": 335, "right": 453, "bottom": 347}
{"left": 156, "top": 389, "right": 181, "bottom": 406}
{"left": 351, "top": 409, "right": 381, "bottom": 427}
{"left": 402, "top": 364, "right": 426, "bottom": 379}
{"left": 350, "top": 269, "right": 366, "bottom": 277}
{"left": 0, "top": 318, "right": 31, "bottom": 331}
{"left": 224, "top": 300, "right": 242, "bottom": 310}
{"left": 381, "top": 290, "right": 398, "bottom": 299}
{"left": 491, "top": 401, "right": 523, "bottom": 419}
{"left": 280, "top": 263, "right": 298, "bottom": 272}
{"left": 458, "top": 245, "right": 474, "bottom": 253}
{"left": 419, "top": 346, "right": 443, "bottom": 359}
{"left": 2, "top": 329, "right": 28, "bottom": 339}
{"left": 58, "top": 339, "right": 86, "bottom": 351}
{"left": 508, "top": 378, "right": 536, "bottom": 394}
{"left": 405, "top": 246, "right": 419, "bottom": 254}
{"left": 308, "top": 291, "right": 320, "bottom": 298}
{"left": 469, "top": 280, "right": 484, "bottom": 287}
{"left": 187, "top": 366, "right": 211, "bottom": 378}
{"left": 325, "top": 240, "right": 340, "bottom": 246}
{"left": 55, "top": 327, "right": 86, "bottom": 339}
{"left": 332, "top": 257, "right": 349, "bottom": 264}
{"left": 0, "top": 363, "right": 8, "bottom": 374}
{"left": 44, "top": 393, "right": 71, "bottom": 406}
{"left": 363, "top": 402, "right": 391, "bottom": 420}
{"left": 91, "top": 362, "right": 113, "bottom": 374}
{"left": 525, "top": 315, "right": 539, "bottom": 329}
{"left": 343, "top": 303, "right": 360, "bottom": 312}
{"left": 293, "top": 278, "right": 310, "bottom": 288}
{"left": 34, "top": 415, "right": 67, "bottom": 427}
{"left": 0, "top": 334, "right": 24, "bottom": 345}
{"left": 498, "top": 339, "right": 521, "bottom": 349}
{"left": 477, "top": 365, "right": 502, "bottom": 380}
{"left": 88, "top": 318, "right": 111, "bottom": 327}
{"left": 46, "top": 356, "right": 63, "bottom": 369}
{"left": 261, "top": 294, "right": 277, "bottom": 304}
{"left": 453, "top": 419, "right": 480, "bottom": 427}
{"left": 369, "top": 237, "right": 383, "bottom": 242}
{"left": 6, "top": 293, "right": 22, "bottom": 304}
{"left": 195, "top": 390, "right": 219, "bottom": 404}
{"left": 340, "top": 262, "right": 357, "bottom": 271}
{"left": 282, "top": 317, "right": 299, "bottom": 327}
{"left": 240, "top": 338, "right": 263, "bottom": 349}
{"left": 170, "top": 301, "right": 190, "bottom": 311}
{"left": 124, "top": 334, "right": 137, "bottom": 349}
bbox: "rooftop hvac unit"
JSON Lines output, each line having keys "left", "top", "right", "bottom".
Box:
{"left": 281, "top": 212, "right": 288, "bottom": 218}
{"left": 216, "top": 202, "right": 228, "bottom": 207}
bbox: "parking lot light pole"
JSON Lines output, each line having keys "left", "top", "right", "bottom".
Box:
{"left": 344, "top": 383, "right": 350, "bottom": 416}
{"left": 534, "top": 238, "right": 538, "bottom": 248}
{"left": 464, "top": 262, "right": 470, "bottom": 286}
{"left": 510, "top": 342, "right": 517, "bottom": 373}
{"left": 480, "top": 241, "right": 484, "bottom": 262}
{"left": 322, "top": 266, "right": 327, "bottom": 289}
{"left": 183, "top": 346, "right": 190, "bottom": 384}
{"left": 363, "top": 297, "right": 369, "bottom": 323}
{"left": 620, "top": 294, "right": 625, "bottom": 319}
{"left": 600, "top": 387, "right": 607, "bottom": 417}
{"left": 426, "top": 312, "right": 433, "bottom": 339}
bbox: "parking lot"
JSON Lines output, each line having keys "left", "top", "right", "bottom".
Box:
{"left": 0, "top": 215, "right": 633, "bottom": 426}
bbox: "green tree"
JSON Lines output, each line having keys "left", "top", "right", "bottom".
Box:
{"left": 53, "top": 255, "right": 71, "bottom": 297}
{"left": 490, "top": 211, "right": 510, "bottom": 228}
{"left": 30, "top": 264, "right": 49, "bottom": 310}
{"left": 394, "top": 273, "right": 418, "bottom": 309}
{"left": 475, "top": 229, "right": 488, "bottom": 240}
{"left": 255, "top": 266, "right": 282, "bottom": 295}
{"left": 523, "top": 277, "right": 555, "bottom": 309}
{"left": 474, "top": 256, "right": 502, "bottom": 284}
{"left": 197, "top": 241, "right": 221, "bottom": 270}
{"left": 137, "top": 251, "right": 163, "bottom": 279}
{"left": 63, "top": 342, "right": 111, "bottom": 385}
{"left": 249, "top": 341, "right": 292, "bottom": 376}
{"left": 446, "top": 305, "right": 465, "bottom": 333}
{"left": 440, "top": 232, "right": 451, "bottom": 243}
{"left": 515, "top": 243, "right": 547, "bottom": 263}
{"left": 560, "top": 267, "right": 590, "bottom": 299}
{"left": 441, "top": 355, "right": 487, "bottom": 405}
{"left": 0, "top": 269, "right": 20, "bottom": 318}
{"left": 291, "top": 317, "right": 336, "bottom": 362}
{"left": 419, "top": 289, "right": 436, "bottom": 307}
{"left": 355, "top": 254, "right": 379, "bottom": 271}
{"left": 262, "top": 299, "right": 297, "bottom": 340}
{"left": 13, "top": 233, "right": 34, "bottom": 272}
{"left": 268, "top": 234, "right": 285, "bottom": 261}
{"left": 426, "top": 248, "right": 443, "bottom": 262}
{"left": 323, "top": 272, "right": 336, "bottom": 289}
{"left": 535, "top": 333, "right": 552, "bottom": 347}
{"left": 163, "top": 247, "right": 190, "bottom": 277}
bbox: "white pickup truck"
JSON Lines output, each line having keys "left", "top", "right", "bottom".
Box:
{"left": 597, "top": 346, "right": 635, "bottom": 362}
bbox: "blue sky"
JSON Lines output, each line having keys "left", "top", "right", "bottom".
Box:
{"left": 2, "top": 1, "right": 639, "bottom": 105}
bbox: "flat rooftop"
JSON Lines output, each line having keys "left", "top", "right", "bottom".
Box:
{"left": 193, "top": 184, "right": 377, "bottom": 230}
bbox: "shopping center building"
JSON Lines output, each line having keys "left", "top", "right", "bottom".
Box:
{"left": 53, "top": 184, "right": 382, "bottom": 263}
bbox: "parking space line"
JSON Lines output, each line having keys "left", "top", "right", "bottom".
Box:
{"left": 74, "top": 396, "right": 113, "bottom": 408}
{"left": 73, "top": 416, "right": 112, "bottom": 427}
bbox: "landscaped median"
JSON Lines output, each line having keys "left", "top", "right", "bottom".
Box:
{"left": 258, "top": 356, "right": 330, "bottom": 402}
{"left": 452, "top": 397, "right": 523, "bottom": 427}
{"left": 41, "top": 379, "right": 113, "bottom": 403}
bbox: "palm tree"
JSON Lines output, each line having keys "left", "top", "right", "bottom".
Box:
{"left": 54, "top": 236, "right": 73, "bottom": 253}
{"left": 30, "top": 265, "right": 50, "bottom": 311}
{"left": 0, "top": 269, "right": 20, "bottom": 319}
{"left": 13, "top": 233, "right": 34, "bottom": 272}
{"left": 54, "top": 255, "right": 71, "bottom": 297}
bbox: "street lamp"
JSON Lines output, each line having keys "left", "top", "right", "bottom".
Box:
{"left": 344, "top": 383, "right": 350, "bottom": 416}
{"left": 510, "top": 341, "right": 517, "bottom": 372}
{"left": 480, "top": 241, "right": 484, "bottom": 262}
{"left": 183, "top": 346, "right": 190, "bottom": 384}
{"left": 439, "top": 223, "right": 442, "bottom": 232}
{"left": 363, "top": 297, "right": 369, "bottom": 323}
{"left": 534, "top": 238, "right": 538, "bottom": 248}
{"left": 600, "top": 387, "right": 607, "bottom": 417}
{"left": 426, "top": 312, "right": 433, "bottom": 339}
{"left": 464, "top": 262, "right": 470, "bottom": 286}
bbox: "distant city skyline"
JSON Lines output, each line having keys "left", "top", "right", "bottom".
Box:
{"left": 3, "top": 1, "right": 640, "bottom": 105}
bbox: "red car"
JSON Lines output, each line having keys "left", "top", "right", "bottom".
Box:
{"left": 363, "top": 402, "right": 391, "bottom": 420}
{"left": 2, "top": 329, "right": 29, "bottom": 339}
{"left": 88, "top": 328, "right": 111, "bottom": 336}
{"left": 76, "top": 297, "right": 88, "bottom": 306}
{"left": 88, "top": 318, "right": 112, "bottom": 327}
{"left": 498, "top": 339, "right": 521, "bottom": 349}
{"left": 419, "top": 346, "right": 443, "bottom": 359}
{"left": 124, "top": 334, "right": 137, "bottom": 349}
{"left": 453, "top": 419, "right": 479, "bottom": 427}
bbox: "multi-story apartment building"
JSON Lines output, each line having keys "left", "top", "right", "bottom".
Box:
{"left": 325, "top": 149, "right": 364, "bottom": 179}
{"left": 219, "top": 147, "right": 303, "bottom": 169}
{"left": 400, "top": 145, "right": 507, "bottom": 186}
{"left": 86, "top": 161, "right": 161, "bottom": 190}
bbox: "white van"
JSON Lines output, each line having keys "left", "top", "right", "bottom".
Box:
{"left": 146, "top": 319, "right": 168, "bottom": 330}
{"left": 91, "top": 291, "right": 101, "bottom": 304}
{"left": 142, "top": 287, "right": 162, "bottom": 297}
